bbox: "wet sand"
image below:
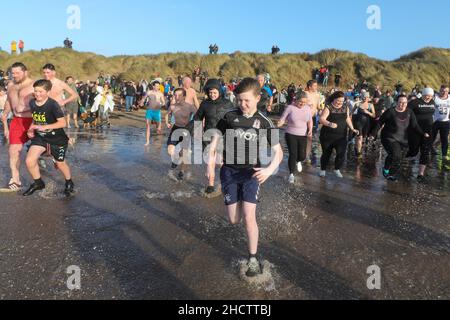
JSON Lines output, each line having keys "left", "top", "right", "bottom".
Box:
{"left": 0, "top": 110, "right": 449, "bottom": 300}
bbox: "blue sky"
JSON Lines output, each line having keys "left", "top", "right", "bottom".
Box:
{"left": 1, "top": 0, "right": 448, "bottom": 60}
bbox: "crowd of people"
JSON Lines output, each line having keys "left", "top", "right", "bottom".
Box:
{"left": 1, "top": 58, "right": 449, "bottom": 278}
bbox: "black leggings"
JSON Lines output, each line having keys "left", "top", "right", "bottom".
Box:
{"left": 285, "top": 133, "right": 307, "bottom": 174}
{"left": 432, "top": 121, "right": 450, "bottom": 156}
{"left": 408, "top": 131, "right": 432, "bottom": 165}
{"left": 382, "top": 139, "right": 408, "bottom": 176}
{"left": 320, "top": 135, "right": 348, "bottom": 170}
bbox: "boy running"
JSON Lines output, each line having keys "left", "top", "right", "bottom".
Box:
{"left": 145, "top": 81, "right": 166, "bottom": 146}
{"left": 208, "top": 78, "right": 283, "bottom": 277}
{"left": 23, "top": 79, "right": 75, "bottom": 197}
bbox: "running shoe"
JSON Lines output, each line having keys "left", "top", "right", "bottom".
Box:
{"left": 23, "top": 182, "right": 45, "bottom": 196}
{"left": 386, "top": 175, "right": 398, "bottom": 182}
{"left": 64, "top": 181, "right": 75, "bottom": 197}
{"left": 383, "top": 169, "right": 390, "bottom": 178}
{"left": 246, "top": 258, "right": 262, "bottom": 277}
{"left": 334, "top": 170, "right": 344, "bottom": 178}
{"left": 288, "top": 174, "right": 295, "bottom": 184}
{"left": 205, "top": 186, "right": 215, "bottom": 194}
{"left": 297, "top": 162, "right": 303, "bottom": 173}
{"left": 319, "top": 170, "right": 326, "bottom": 178}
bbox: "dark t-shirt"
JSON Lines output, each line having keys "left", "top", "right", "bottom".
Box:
{"left": 30, "top": 97, "right": 69, "bottom": 145}
{"left": 377, "top": 108, "right": 423, "bottom": 145}
{"left": 407, "top": 98, "right": 435, "bottom": 133}
{"left": 216, "top": 109, "right": 279, "bottom": 169}
{"left": 126, "top": 85, "right": 136, "bottom": 97}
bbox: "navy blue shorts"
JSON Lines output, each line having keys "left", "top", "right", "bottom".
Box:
{"left": 220, "top": 166, "right": 260, "bottom": 206}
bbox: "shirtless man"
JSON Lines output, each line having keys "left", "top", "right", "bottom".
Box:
{"left": 165, "top": 88, "right": 197, "bottom": 181}
{"left": 145, "top": 81, "right": 166, "bottom": 145}
{"left": 182, "top": 77, "right": 200, "bottom": 109}
{"left": 42, "top": 64, "right": 78, "bottom": 108}
{"left": 1, "top": 62, "right": 34, "bottom": 191}
{"left": 304, "top": 80, "right": 321, "bottom": 161}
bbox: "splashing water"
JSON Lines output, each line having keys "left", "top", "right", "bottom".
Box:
{"left": 236, "top": 259, "right": 276, "bottom": 292}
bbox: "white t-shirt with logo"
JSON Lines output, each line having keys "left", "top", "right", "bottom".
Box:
{"left": 434, "top": 95, "right": 450, "bottom": 122}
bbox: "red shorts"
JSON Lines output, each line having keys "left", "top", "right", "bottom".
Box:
{"left": 9, "top": 117, "right": 33, "bottom": 145}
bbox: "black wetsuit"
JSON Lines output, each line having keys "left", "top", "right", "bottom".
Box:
{"left": 320, "top": 105, "right": 349, "bottom": 171}
{"left": 406, "top": 98, "right": 435, "bottom": 165}
{"left": 257, "top": 88, "right": 271, "bottom": 114}
{"left": 376, "top": 108, "right": 424, "bottom": 176}
{"left": 195, "top": 98, "right": 234, "bottom": 132}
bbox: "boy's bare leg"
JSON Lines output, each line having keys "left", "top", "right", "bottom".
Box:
{"left": 145, "top": 120, "right": 151, "bottom": 146}
{"left": 56, "top": 161, "right": 72, "bottom": 180}
{"left": 25, "top": 146, "right": 46, "bottom": 179}
{"left": 227, "top": 202, "right": 243, "bottom": 225}
{"left": 242, "top": 202, "right": 258, "bottom": 255}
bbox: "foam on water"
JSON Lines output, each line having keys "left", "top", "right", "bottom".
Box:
{"left": 236, "top": 259, "right": 276, "bottom": 292}
{"left": 144, "top": 190, "right": 195, "bottom": 202}
{"left": 38, "top": 181, "right": 64, "bottom": 200}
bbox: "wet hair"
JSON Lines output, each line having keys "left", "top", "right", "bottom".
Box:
{"left": 327, "top": 91, "right": 345, "bottom": 104}
{"left": 11, "top": 62, "right": 27, "bottom": 71}
{"left": 307, "top": 80, "right": 317, "bottom": 88}
{"left": 42, "top": 63, "right": 56, "bottom": 71}
{"left": 174, "top": 88, "right": 186, "bottom": 97}
{"left": 296, "top": 91, "right": 308, "bottom": 101}
{"left": 33, "top": 79, "right": 52, "bottom": 91}
{"left": 397, "top": 94, "right": 408, "bottom": 101}
{"left": 234, "top": 78, "right": 260, "bottom": 97}
{"left": 66, "top": 76, "right": 74, "bottom": 81}
{"left": 441, "top": 84, "right": 449, "bottom": 90}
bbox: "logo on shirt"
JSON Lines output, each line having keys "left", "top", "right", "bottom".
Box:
{"left": 233, "top": 118, "right": 240, "bottom": 123}
{"left": 253, "top": 119, "right": 261, "bottom": 129}
{"left": 234, "top": 129, "right": 258, "bottom": 142}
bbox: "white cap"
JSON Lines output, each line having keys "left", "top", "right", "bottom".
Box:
{"left": 422, "top": 88, "right": 434, "bottom": 96}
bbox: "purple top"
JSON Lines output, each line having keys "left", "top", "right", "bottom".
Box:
{"left": 280, "top": 104, "right": 312, "bottom": 136}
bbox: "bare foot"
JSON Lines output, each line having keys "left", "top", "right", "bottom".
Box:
{"left": 145, "top": 142, "right": 150, "bottom": 147}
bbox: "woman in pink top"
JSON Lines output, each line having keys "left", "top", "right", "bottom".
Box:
{"left": 278, "top": 92, "right": 313, "bottom": 184}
